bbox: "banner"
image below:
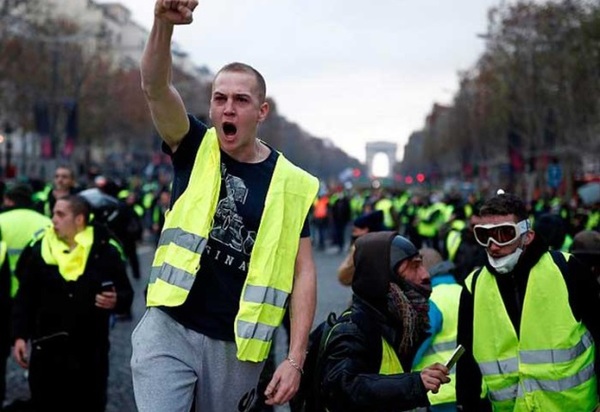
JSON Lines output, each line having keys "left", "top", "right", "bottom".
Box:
{"left": 34, "top": 101, "right": 53, "bottom": 159}
{"left": 63, "top": 101, "right": 78, "bottom": 158}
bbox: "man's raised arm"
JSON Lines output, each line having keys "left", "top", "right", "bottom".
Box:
{"left": 141, "top": 0, "right": 198, "bottom": 152}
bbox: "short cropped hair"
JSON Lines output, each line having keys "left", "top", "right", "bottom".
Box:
{"left": 62, "top": 194, "right": 91, "bottom": 225}
{"left": 479, "top": 192, "right": 528, "bottom": 221}
{"left": 215, "top": 62, "right": 267, "bottom": 103}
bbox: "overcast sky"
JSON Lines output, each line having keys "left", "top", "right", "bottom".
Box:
{"left": 101, "top": 0, "right": 515, "bottom": 162}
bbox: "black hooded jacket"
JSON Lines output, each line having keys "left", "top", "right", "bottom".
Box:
{"left": 321, "top": 231, "right": 430, "bottom": 412}
{"left": 456, "top": 236, "right": 600, "bottom": 411}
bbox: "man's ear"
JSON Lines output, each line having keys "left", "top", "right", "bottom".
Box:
{"left": 395, "top": 259, "right": 408, "bottom": 278}
{"left": 523, "top": 230, "right": 535, "bottom": 247}
{"left": 257, "top": 101, "right": 270, "bottom": 123}
{"left": 75, "top": 214, "right": 86, "bottom": 228}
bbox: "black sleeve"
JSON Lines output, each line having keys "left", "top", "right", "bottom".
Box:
{"left": 162, "top": 114, "right": 207, "bottom": 165}
{"left": 0, "top": 254, "right": 11, "bottom": 351}
{"left": 565, "top": 255, "right": 600, "bottom": 395}
{"left": 11, "top": 244, "right": 39, "bottom": 341}
{"left": 456, "top": 287, "right": 492, "bottom": 412}
{"left": 163, "top": 115, "right": 207, "bottom": 208}
{"left": 106, "top": 241, "right": 134, "bottom": 315}
{"left": 300, "top": 215, "right": 310, "bottom": 238}
{"left": 321, "top": 323, "right": 429, "bottom": 411}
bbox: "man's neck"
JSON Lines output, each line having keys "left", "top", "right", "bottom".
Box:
{"left": 223, "top": 139, "right": 270, "bottom": 164}
{"left": 63, "top": 228, "right": 86, "bottom": 250}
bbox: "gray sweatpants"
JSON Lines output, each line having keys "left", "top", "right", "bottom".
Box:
{"left": 131, "top": 307, "right": 265, "bottom": 412}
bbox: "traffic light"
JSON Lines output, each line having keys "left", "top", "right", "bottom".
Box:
{"left": 353, "top": 168, "right": 361, "bottom": 178}
{"left": 416, "top": 173, "right": 425, "bottom": 183}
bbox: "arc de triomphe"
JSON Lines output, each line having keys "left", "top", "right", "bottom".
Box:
{"left": 366, "top": 141, "right": 397, "bottom": 177}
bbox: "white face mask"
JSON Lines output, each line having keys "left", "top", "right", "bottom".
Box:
{"left": 487, "top": 247, "right": 523, "bottom": 274}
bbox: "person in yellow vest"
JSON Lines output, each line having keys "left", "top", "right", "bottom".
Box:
{"left": 456, "top": 191, "right": 600, "bottom": 411}
{"left": 413, "top": 248, "right": 461, "bottom": 412}
{"left": 0, "top": 184, "right": 51, "bottom": 407}
{"left": 11, "top": 195, "right": 133, "bottom": 412}
{"left": 312, "top": 193, "right": 330, "bottom": 251}
{"left": 131, "top": 2, "right": 319, "bottom": 411}
{"left": 0, "top": 234, "right": 10, "bottom": 408}
{"left": 0, "top": 183, "right": 52, "bottom": 297}
{"left": 320, "top": 232, "right": 450, "bottom": 411}
{"left": 33, "top": 165, "right": 79, "bottom": 217}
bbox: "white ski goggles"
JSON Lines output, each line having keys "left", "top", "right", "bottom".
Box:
{"left": 473, "top": 219, "right": 530, "bottom": 247}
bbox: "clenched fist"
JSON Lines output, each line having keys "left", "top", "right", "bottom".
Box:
{"left": 154, "top": 0, "right": 198, "bottom": 25}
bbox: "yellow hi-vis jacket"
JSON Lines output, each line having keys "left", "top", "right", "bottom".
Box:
{"left": 413, "top": 282, "right": 462, "bottom": 406}
{"left": 379, "top": 338, "right": 404, "bottom": 375}
{"left": 0, "top": 209, "right": 51, "bottom": 297}
{"left": 147, "top": 128, "right": 319, "bottom": 362}
{"left": 466, "top": 252, "right": 598, "bottom": 411}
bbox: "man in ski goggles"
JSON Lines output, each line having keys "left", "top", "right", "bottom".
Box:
{"left": 473, "top": 219, "right": 531, "bottom": 248}
{"left": 456, "top": 191, "right": 600, "bottom": 410}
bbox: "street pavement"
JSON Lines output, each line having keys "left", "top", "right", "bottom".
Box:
{"left": 5, "top": 242, "right": 351, "bottom": 411}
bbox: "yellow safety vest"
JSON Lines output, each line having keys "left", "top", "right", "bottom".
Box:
{"left": 468, "top": 252, "right": 598, "bottom": 411}
{"left": 379, "top": 338, "right": 404, "bottom": 375}
{"left": 375, "top": 198, "right": 395, "bottom": 230}
{"left": 147, "top": 128, "right": 318, "bottom": 362}
{"left": 413, "top": 282, "right": 462, "bottom": 405}
{"left": 0, "top": 209, "right": 51, "bottom": 297}
{"left": 417, "top": 205, "right": 441, "bottom": 238}
{"left": 446, "top": 220, "right": 466, "bottom": 262}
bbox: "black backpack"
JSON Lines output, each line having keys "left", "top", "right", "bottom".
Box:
{"left": 291, "top": 311, "right": 351, "bottom": 412}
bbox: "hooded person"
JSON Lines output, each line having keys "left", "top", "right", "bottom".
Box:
{"left": 321, "top": 231, "right": 450, "bottom": 412}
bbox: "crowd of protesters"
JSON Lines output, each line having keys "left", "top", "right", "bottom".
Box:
{"left": 0, "top": 164, "right": 599, "bottom": 411}
{"left": 311, "top": 185, "right": 600, "bottom": 283}
{"left": 0, "top": 165, "right": 175, "bottom": 411}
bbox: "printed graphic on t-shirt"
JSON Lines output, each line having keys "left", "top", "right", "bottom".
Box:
{"left": 206, "top": 163, "right": 256, "bottom": 271}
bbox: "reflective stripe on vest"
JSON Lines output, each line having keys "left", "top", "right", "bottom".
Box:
{"left": 472, "top": 252, "right": 598, "bottom": 411}
{"left": 413, "top": 282, "right": 462, "bottom": 405}
{"left": 147, "top": 128, "right": 319, "bottom": 362}
{"left": 379, "top": 338, "right": 403, "bottom": 375}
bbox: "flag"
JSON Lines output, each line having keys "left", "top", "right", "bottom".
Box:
{"left": 63, "top": 101, "right": 78, "bottom": 158}
{"left": 507, "top": 119, "right": 524, "bottom": 174}
{"left": 34, "top": 101, "right": 53, "bottom": 159}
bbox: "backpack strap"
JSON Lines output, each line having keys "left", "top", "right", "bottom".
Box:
{"left": 311, "top": 310, "right": 352, "bottom": 411}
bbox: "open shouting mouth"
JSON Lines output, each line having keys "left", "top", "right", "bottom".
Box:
{"left": 222, "top": 122, "right": 237, "bottom": 136}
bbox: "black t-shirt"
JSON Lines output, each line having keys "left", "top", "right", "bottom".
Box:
{"left": 161, "top": 116, "right": 309, "bottom": 341}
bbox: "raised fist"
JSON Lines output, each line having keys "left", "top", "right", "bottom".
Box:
{"left": 154, "top": 0, "right": 198, "bottom": 25}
